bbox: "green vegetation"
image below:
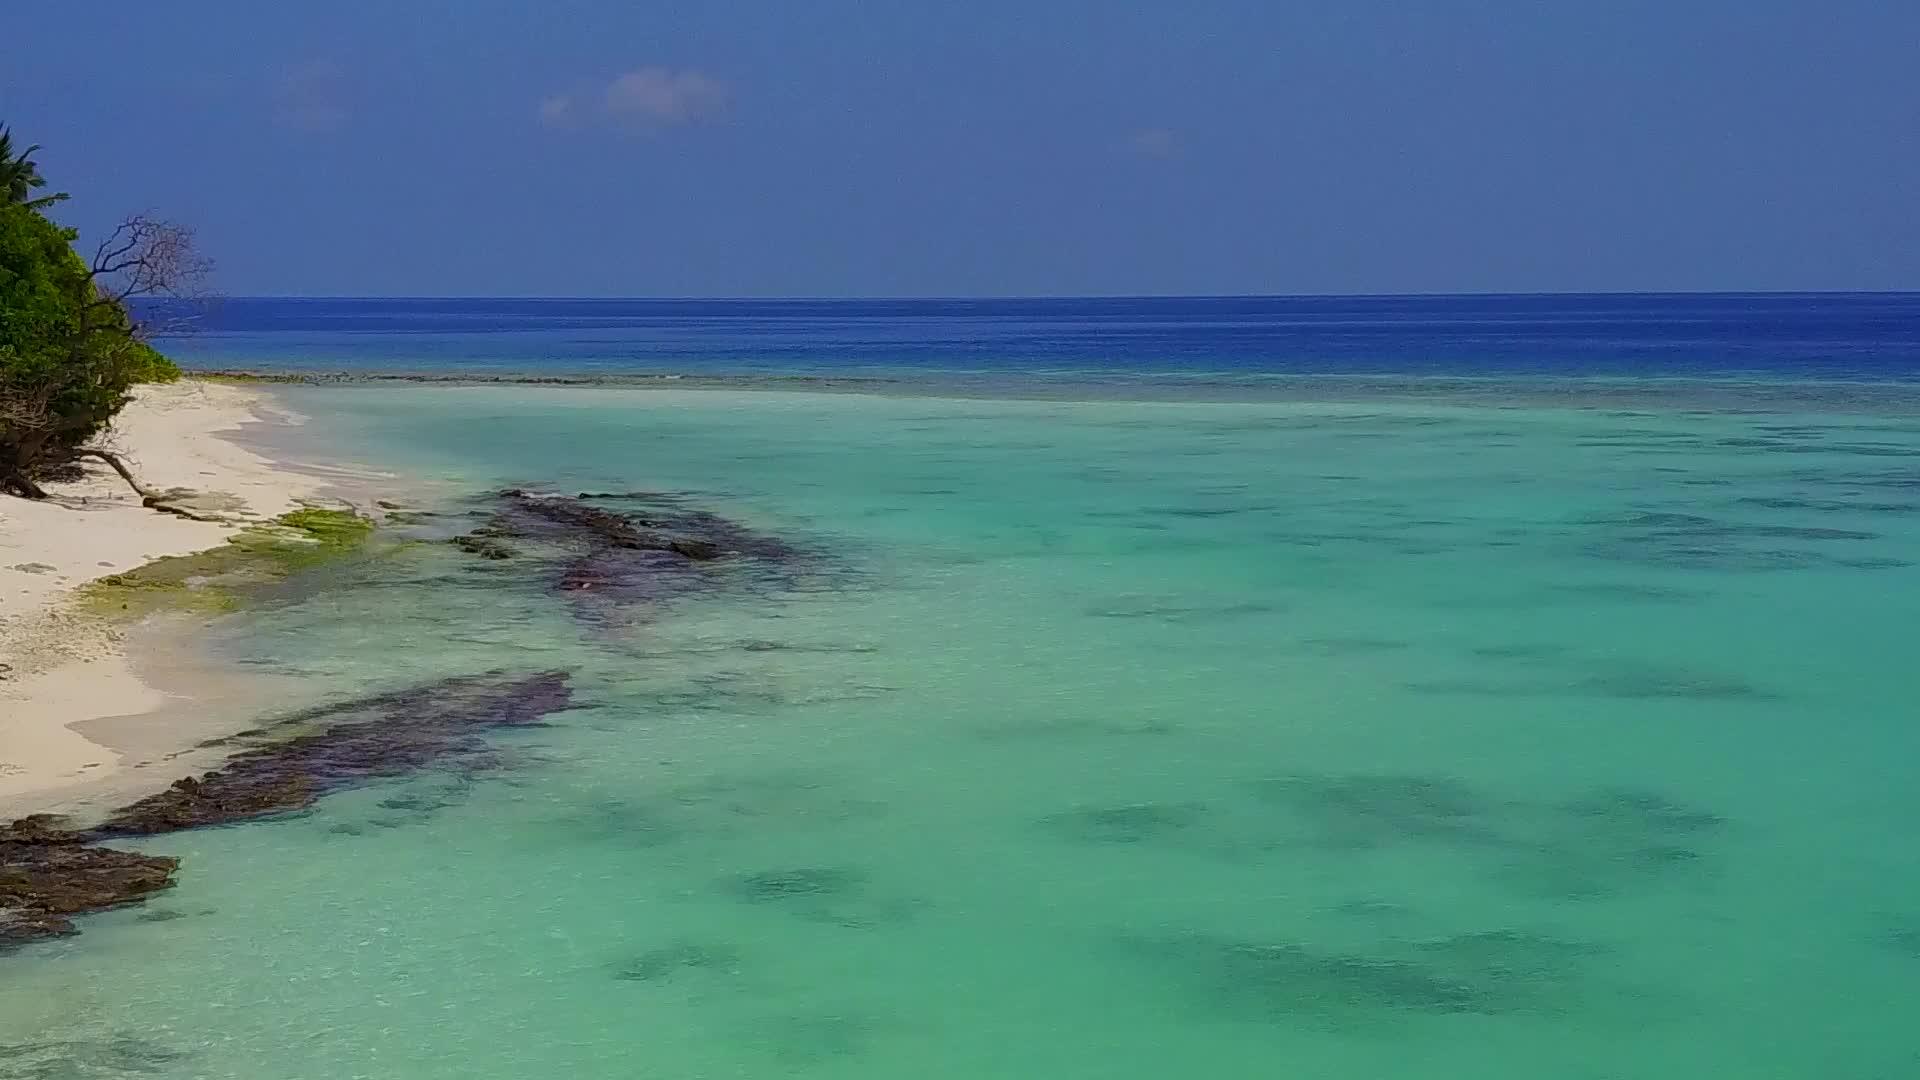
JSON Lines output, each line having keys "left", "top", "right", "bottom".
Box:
{"left": 0, "top": 126, "right": 65, "bottom": 209}
{"left": 80, "top": 508, "right": 377, "bottom": 618}
{"left": 1, "top": 123, "right": 202, "bottom": 498}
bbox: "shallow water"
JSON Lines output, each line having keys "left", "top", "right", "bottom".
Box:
{"left": 5, "top": 385, "right": 1919, "bottom": 1078}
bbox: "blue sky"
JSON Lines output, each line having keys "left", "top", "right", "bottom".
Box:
{"left": 7, "top": 1, "right": 1916, "bottom": 296}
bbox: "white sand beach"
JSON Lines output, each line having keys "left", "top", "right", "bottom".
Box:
{"left": 0, "top": 380, "right": 347, "bottom": 817}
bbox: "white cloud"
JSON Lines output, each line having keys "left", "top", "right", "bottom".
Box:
{"left": 539, "top": 67, "right": 729, "bottom": 136}
{"left": 538, "top": 94, "right": 577, "bottom": 129}
{"left": 1125, "top": 127, "right": 1179, "bottom": 159}
{"left": 602, "top": 67, "right": 729, "bottom": 129}
{"left": 275, "top": 60, "right": 351, "bottom": 133}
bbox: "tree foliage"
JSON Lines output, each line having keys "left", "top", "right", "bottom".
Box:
{"left": 1, "top": 184, "right": 204, "bottom": 496}
{"left": 0, "top": 126, "right": 67, "bottom": 209}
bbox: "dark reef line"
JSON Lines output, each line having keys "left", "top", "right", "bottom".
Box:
{"left": 96, "top": 671, "right": 576, "bottom": 838}
{"left": 193, "top": 369, "right": 898, "bottom": 389}
{"left": 2, "top": 671, "right": 576, "bottom": 950}
{"left": 449, "top": 488, "right": 813, "bottom": 628}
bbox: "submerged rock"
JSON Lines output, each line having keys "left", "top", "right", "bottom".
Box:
{"left": 722, "top": 866, "right": 922, "bottom": 928}
{"left": 491, "top": 489, "right": 797, "bottom": 561}
{"left": 94, "top": 671, "right": 575, "bottom": 836}
{"left": 1040, "top": 802, "right": 1209, "bottom": 844}
{"left": 732, "top": 866, "right": 865, "bottom": 902}
{"left": 1557, "top": 787, "right": 1724, "bottom": 834}
{"left": 0, "top": 816, "right": 178, "bottom": 950}
{"left": 1256, "top": 773, "right": 1500, "bottom": 849}
{"left": 1136, "top": 927, "right": 1606, "bottom": 1024}
{"left": 447, "top": 489, "right": 812, "bottom": 628}
{"left": 577, "top": 490, "right": 689, "bottom": 502}
{"left": 450, "top": 533, "right": 518, "bottom": 560}
{"left": 557, "top": 547, "right": 699, "bottom": 600}
{"left": 2, "top": 671, "right": 576, "bottom": 950}
{"left": 495, "top": 489, "right": 726, "bottom": 559}
{"left": 614, "top": 941, "right": 743, "bottom": 982}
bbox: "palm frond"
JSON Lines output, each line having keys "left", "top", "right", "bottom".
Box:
{"left": 0, "top": 125, "right": 54, "bottom": 206}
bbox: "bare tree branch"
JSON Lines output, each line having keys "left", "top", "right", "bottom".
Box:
{"left": 87, "top": 215, "right": 215, "bottom": 324}
{"left": 73, "top": 449, "right": 159, "bottom": 499}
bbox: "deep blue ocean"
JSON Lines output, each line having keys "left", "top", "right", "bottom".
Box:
{"left": 160, "top": 293, "right": 1920, "bottom": 381}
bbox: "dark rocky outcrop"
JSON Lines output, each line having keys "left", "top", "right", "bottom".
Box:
{"left": 2, "top": 671, "right": 577, "bottom": 951}
{"left": 95, "top": 671, "right": 574, "bottom": 836}
{"left": 1, "top": 816, "right": 178, "bottom": 949}
{"left": 499, "top": 489, "right": 717, "bottom": 557}
{"left": 494, "top": 488, "right": 800, "bottom": 561}
{"left": 490, "top": 489, "right": 797, "bottom": 562}
{"left": 448, "top": 489, "right": 809, "bottom": 626}
{"left": 576, "top": 490, "right": 688, "bottom": 502}
{"left": 450, "top": 533, "right": 518, "bottom": 560}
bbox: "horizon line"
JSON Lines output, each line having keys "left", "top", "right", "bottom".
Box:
{"left": 195, "top": 289, "right": 1920, "bottom": 303}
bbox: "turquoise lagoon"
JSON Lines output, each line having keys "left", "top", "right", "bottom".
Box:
{"left": 5, "top": 382, "right": 1920, "bottom": 1078}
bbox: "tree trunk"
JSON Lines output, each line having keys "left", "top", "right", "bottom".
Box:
{"left": 73, "top": 449, "right": 159, "bottom": 500}
{"left": 1, "top": 473, "right": 49, "bottom": 499}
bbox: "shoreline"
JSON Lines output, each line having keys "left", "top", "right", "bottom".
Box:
{"left": 0, "top": 379, "right": 384, "bottom": 820}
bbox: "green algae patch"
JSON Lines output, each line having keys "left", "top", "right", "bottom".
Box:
{"left": 79, "top": 507, "right": 377, "bottom": 618}
{"left": 80, "top": 555, "right": 246, "bottom": 616}
{"left": 263, "top": 508, "right": 375, "bottom": 555}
